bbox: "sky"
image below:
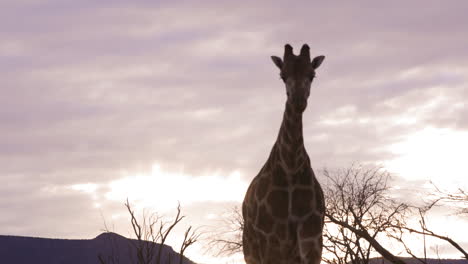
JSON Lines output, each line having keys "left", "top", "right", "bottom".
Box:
{"left": 1, "top": 0, "right": 468, "bottom": 263}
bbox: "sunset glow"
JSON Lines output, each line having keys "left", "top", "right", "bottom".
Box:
{"left": 386, "top": 127, "right": 468, "bottom": 189}
{"left": 105, "top": 164, "right": 248, "bottom": 211}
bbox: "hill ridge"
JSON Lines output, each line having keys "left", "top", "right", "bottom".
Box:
{"left": 0, "top": 232, "right": 195, "bottom": 264}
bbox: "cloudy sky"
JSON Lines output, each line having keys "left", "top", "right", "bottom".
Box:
{"left": 1, "top": 0, "right": 468, "bottom": 263}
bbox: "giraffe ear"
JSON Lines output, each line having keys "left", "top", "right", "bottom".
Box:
{"left": 271, "top": 56, "right": 283, "bottom": 69}
{"left": 311, "top": 55, "right": 325, "bottom": 69}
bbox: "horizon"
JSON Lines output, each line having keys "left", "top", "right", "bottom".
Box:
{"left": 1, "top": 1, "right": 468, "bottom": 263}
{"left": 1, "top": 233, "right": 466, "bottom": 264}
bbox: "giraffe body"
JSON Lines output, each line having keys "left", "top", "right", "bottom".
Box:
{"left": 242, "top": 44, "right": 325, "bottom": 264}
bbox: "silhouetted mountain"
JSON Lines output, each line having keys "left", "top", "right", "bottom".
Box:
{"left": 0, "top": 232, "right": 196, "bottom": 264}
{"left": 369, "top": 257, "right": 468, "bottom": 264}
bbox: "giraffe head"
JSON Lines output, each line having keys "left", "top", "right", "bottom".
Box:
{"left": 271, "top": 44, "right": 325, "bottom": 112}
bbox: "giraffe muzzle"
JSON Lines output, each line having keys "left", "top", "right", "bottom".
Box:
{"left": 294, "top": 98, "right": 308, "bottom": 112}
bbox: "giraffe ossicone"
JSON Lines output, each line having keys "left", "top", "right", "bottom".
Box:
{"left": 242, "top": 44, "right": 326, "bottom": 264}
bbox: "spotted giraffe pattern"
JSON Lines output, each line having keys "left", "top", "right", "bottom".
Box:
{"left": 242, "top": 44, "right": 325, "bottom": 264}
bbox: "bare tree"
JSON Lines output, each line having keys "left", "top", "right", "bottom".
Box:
{"left": 431, "top": 183, "right": 468, "bottom": 215}
{"left": 179, "top": 226, "right": 201, "bottom": 264}
{"left": 205, "top": 206, "right": 243, "bottom": 257}
{"left": 124, "top": 199, "right": 160, "bottom": 264}
{"left": 322, "top": 165, "right": 409, "bottom": 264}
{"left": 324, "top": 167, "right": 468, "bottom": 263}
{"left": 99, "top": 200, "right": 199, "bottom": 264}
{"left": 390, "top": 202, "right": 468, "bottom": 260}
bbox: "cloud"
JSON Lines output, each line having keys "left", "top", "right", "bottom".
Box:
{"left": 1, "top": 1, "right": 468, "bottom": 262}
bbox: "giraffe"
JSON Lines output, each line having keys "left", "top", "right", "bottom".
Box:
{"left": 242, "top": 44, "right": 326, "bottom": 264}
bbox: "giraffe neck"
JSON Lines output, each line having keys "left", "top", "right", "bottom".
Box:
{"left": 274, "top": 100, "right": 308, "bottom": 170}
